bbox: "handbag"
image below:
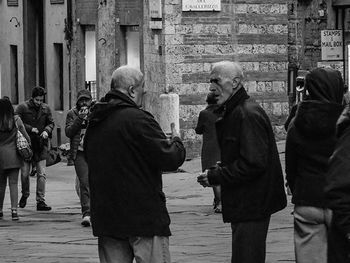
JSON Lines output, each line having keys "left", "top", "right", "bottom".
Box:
{"left": 16, "top": 130, "right": 33, "bottom": 161}
{"left": 46, "top": 146, "right": 61, "bottom": 167}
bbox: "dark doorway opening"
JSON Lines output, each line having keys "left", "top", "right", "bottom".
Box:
{"left": 23, "top": 0, "right": 45, "bottom": 100}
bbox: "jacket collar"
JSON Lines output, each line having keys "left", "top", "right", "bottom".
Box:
{"left": 216, "top": 86, "right": 250, "bottom": 117}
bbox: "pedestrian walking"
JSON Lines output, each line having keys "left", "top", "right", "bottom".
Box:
{"left": 84, "top": 65, "right": 186, "bottom": 263}
{"left": 195, "top": 92, "right": 222, "bottom": 213}
{"left": 15, "top": 86, "right": 54, "bottom": 211}
{"left": 285, "top": 67, "right": 344, "bottom": 263}
{"left": 65, "top": 89, "right": 92, "bottom": 227}
{"left": 0, "top": 98, "right": 24, "bottom": 220}
{"left": 197, "top": 61, "right": 287, "bottom": 263}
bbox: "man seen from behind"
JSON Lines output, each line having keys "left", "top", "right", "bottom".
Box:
{"left": 84, "top": 65, "right": 186, "bottom": 263}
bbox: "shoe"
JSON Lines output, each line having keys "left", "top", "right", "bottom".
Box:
{"left": 19, "top": 196, "right": 27, "bottom": 208}
{"left": 37, "top": 201, "right": 52, "bottom": 211}
{"left": 81, "top": 216, "right": 91, "bottom": 227}
{"left": 11, "top": 210, "right": 19, "bottom": 221}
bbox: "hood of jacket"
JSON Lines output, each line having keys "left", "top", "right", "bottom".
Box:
{"left": 304, "top": 67, "right": 344, "bottom": 104}
{"left": 88, "top": 90, "right": 137, "bottom": 127}
{"left": 293, "top": 101, "right": 343, "bottom": 138}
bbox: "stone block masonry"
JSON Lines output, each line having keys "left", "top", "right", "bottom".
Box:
{"left": 163, "top": 0, "right": 289, "bottom": 158}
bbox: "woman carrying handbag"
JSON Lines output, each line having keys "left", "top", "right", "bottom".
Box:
{"left": 0, "top": 98, "right": 29, "bottom": 220}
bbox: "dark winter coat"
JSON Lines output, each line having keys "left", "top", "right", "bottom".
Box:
{"left": 84, "top": 90, "right": 186, "bottom": 238}
{"left": 65, "top": 107, "right": 87, "bottom": 160}
{"left": 15, "top": 99, "right": 54, "bottom": 161}
{"left": 286, "top": 102, "right": 343, "bottom": 207}
{"left": 207, "top": 87, "right": 287, "bottom": 223}
{"left": 195, "top": 104, "right": 220, "bottom": 171}
{"left": 0, "top": 127, "right": 22, "bottom": 172}
{"left": 286, "top": 67, "right": 344, "bottom": 208}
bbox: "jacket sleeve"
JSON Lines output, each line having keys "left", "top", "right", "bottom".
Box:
{"left": 15, "top": 104, "right": 33, "bottom": 133}
{"left": 195, "top": 111, "right": 204, "bottom": 135}
{"left": 15, "top": 116, "right": 31, "bottom": 144}
{"left": 65, "top": 110, "right": 84, "bottom": 138}
{"left": 285, "top": 125, "right": 298, "bottom": 194}
{"left": 325, "top": 132, "right": 350, "bottom": 236}
{"left": 135, "top": 112, "right": 186, "bottom": 171}
{"left": 44, "top": 106, "right": 55, "bottom": 135}
{"left": 207, "top": 109, "right": 269, "bottom": 185}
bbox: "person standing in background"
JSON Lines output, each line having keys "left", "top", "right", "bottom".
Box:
{"left": 285, "top": 67, "right": 344, "bottom": 263}
{"left": 65, "top": 89, "right": 92, "bottom": 227}
{"left": 195, "top": 92, "right": 222, "bottom": 213}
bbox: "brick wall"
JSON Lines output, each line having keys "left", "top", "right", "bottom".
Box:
{"left": 163, "top": 0, "right": 289, "bottom": 158}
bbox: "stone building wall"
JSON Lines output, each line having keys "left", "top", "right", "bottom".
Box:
{"left": 163, "top": 0, "right": 290, "bottom": 158}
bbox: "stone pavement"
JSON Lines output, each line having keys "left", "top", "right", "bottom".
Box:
{"left": 0, "top": 141, "right": 295, "bottom": 263}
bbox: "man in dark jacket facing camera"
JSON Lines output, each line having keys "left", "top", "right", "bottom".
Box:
{"left": 197, "top": 61, "right": 287, "bottom": 263}
{"left": 65, "top": 89, "right": 93, "bottom": 227}
{"left": 84, "top": 65, "right": 186, "bottom": 263}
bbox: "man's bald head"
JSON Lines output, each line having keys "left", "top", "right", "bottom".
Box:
{"left": 110, "top": 65, "right": 145, "bottom": 107}
{"left": 209, "top": 61, "right": 244, "bottom": 105}
{"left": 211, "top": 61, "right": 244, "bottom": 81}
{"left": 110, "top": 65, "right": 144, "bottom": 92}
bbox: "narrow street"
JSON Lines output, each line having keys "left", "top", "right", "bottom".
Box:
{"left": 0, "top": 142, "right": 294, "bottom": 263}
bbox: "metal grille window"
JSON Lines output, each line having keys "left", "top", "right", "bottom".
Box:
{"left": 7, "top": 0, "right": 19, "bottom": 6}
{"left": 50, "top": 0, "right": 64, "bottom": 4}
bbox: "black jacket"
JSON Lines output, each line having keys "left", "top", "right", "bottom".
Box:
{"left": 207, "top": 87, "right": 286, "bottom": 223}
{"left": 84, "top": 90, "right": 186, "bottom": 238}
{"left": 286, "top": 67, "right": 344, "bottom": 208}
{"left": 325, "top": 106, "right": 350, "bottom": 263}
{"left": 286, "top": 101, "right": 343, "bottom": 207}
{"left": 15, "top": 99, "right": 54, "bottom": 161}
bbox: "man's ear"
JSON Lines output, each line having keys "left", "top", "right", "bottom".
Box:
{"left": 127, "top": 86, "right": 136, "bottom": 98}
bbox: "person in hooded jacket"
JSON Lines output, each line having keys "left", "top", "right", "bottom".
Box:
{"left": 285, "top": 67, "right": 344, "bottom": 263}
{"left": 84, "top": 65, "right": 186, "bottom": 263}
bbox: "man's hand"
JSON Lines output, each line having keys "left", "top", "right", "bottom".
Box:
{"left": 31, "top": 127, "right": 39, "bottom": 134}
{"left": 40, "top": 131, "right": 49, "bottom": 139}
{"left": 170, "top": 122, "right": 180, "bottom": 139}
{"left": 197, "top": 170, "right": 211, "bottom": 187}
{"left": 78, "top": 106, "right": 89, "bottom": 120}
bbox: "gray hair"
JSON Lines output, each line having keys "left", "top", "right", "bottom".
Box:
{"left": 211, "top": 61, "right": 244, "bottom": 81}
{"left": 110, "top": 65, "right": 144, "bottom": 91}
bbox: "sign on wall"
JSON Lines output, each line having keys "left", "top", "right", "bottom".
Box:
{"left": 182, "top": 0, "right": 221, "bottom": 11}
{"left": 150, "top": 0, "right": 162, "bottom": 18}
{"left": 321, "top": 30, "right": 343, "bottom": 61}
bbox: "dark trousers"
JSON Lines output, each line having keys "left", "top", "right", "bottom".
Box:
{"left": 231, "top": 216, "right": 271, "bottom": 263}
{"left": 74, "top": 151, "right": 90, "bottom": 217}
{"left": 328, "top": 221, "right": 350, "bottom": 263}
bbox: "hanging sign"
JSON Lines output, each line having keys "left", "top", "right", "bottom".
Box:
{"left": 321, "top": 30, "right": 343, "bottom": 61}
{"left": 182, "top": 0, "right": 221, "bottom": 11}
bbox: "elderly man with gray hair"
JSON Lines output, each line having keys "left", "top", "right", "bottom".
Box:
{"left": 197, "top": 61, "right": 287, "bottom": 263}
{"left": 84, "top": 65, "right": 186, "bottom": 263}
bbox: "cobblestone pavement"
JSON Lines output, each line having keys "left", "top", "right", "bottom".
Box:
{"left": 0, "top": 141, "right": 294, "bottom": 263}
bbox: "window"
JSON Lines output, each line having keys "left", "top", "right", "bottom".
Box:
{"left": 7, "top": 0, "right": 18, "bottom": 6}
{"left": 53, "top": 43, "right": 64, "bottom": 110}
{"left": 10, "top": 45, "right": 19, "bottom": 104}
